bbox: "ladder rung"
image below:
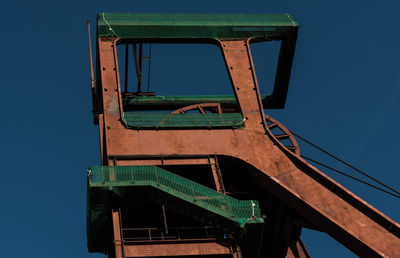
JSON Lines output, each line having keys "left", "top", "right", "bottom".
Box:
{"left": 275, "top": 134, "right": 290, "bottom": 139}
{"left": 267, "top": 122, "right": 278, "bottom": 128}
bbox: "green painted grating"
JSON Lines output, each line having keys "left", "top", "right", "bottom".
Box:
{"left": 123, "top": 112, "right": 245, "bottom": 129}
{"left": 88, "top": 165, "right": 263, "bottom": 227}
{"left": 123, "top": 94, "right": 274, "bottom": 109}
{"left": 97, "top": 13, "right": 298, "bottom": 40}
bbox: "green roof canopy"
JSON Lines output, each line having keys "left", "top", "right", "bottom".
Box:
{"left": 97, "top": 13, "right": 298, "bottom": 40}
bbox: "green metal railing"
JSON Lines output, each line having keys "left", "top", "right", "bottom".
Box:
{"left": 123, "top": 112, "right": 244, "bottom": 129}
{"left": 88, "top": 165, "right": 263, "bottom": 227}
{"left": 97, "top": 13, "right": 298, "bottom": 40}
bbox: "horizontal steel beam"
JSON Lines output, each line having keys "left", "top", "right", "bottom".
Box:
{"left": 124, "top": 241, "right": 235, "bottom": 257}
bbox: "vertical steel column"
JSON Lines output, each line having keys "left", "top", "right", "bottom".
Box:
{"left": 112, "top": 208, "right": 124, "bottom": 258}
{"left": 210, "top": 157, "right": 225, "bottom": 193}
{"left": 219, "top": 40, "right": 266, "bottom": 131}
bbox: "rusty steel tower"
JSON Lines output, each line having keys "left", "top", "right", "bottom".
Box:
{"left": 86, "top": 13, "right": 400, "bottom": 257}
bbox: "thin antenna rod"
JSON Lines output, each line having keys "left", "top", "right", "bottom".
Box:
{"left": 87, "top": 21, "right": 96, "bottom": 114}
{"left": 124, "top": 44, "right": 129, "bottom": 93}
{"left": 87, "top": 21, "right": 95, "bottom": 91}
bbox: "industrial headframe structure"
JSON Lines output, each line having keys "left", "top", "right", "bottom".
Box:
{"left": 86, "top": 13, "right": 400, "bottom": 257}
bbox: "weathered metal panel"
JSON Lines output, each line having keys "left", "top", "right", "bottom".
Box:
{"left": 93, "top": 37, "right": 400, "bottom": 257}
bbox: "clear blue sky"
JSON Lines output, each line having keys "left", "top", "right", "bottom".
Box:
{"left": 1, "top": 1, "right": 399, "bottom": 257}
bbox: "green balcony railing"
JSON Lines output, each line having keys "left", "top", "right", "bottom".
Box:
{"left": 123, "top": 112, "right": 245, "bottom": 129}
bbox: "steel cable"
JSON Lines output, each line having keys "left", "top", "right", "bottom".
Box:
{"left": 301, "top": 155, "right": 400, "bottom": 199}
{"left": 291, "top": 130, "right": 400, "bottom": 198}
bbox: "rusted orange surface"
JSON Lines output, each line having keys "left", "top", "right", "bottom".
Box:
{"left": 97, "top": 37, "right": 400, "bottom": 257}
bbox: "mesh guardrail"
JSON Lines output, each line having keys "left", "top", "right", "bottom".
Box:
{"left": 88, "top": 165, "right": 263, "bottom": 227}
{"left": 123, "top": 95, "right": 272, "bottom": 109}
{"left": 123, "top": 112, "right": 244, "bottom": 129}
{"left": 97, "top": 13, "right": 298, "bottom": 40}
